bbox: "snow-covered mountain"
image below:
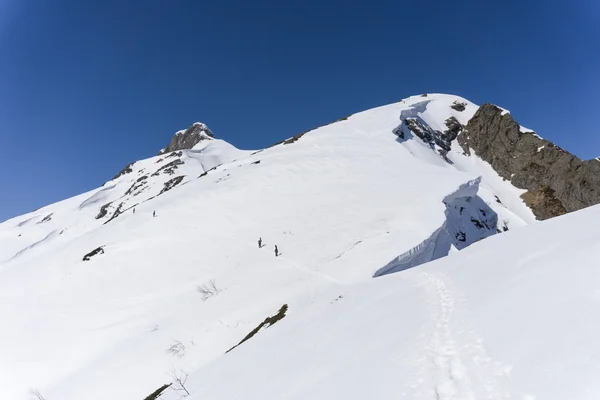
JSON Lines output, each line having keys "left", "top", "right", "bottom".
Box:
{"left": 178, "top": 198, "right": 600, "bottom": 400}
{"left": 0, "top": 94, "right": 598, "bottom": 400}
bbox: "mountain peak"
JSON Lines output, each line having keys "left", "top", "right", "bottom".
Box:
{"left": 159, "top": 122, "right": 215, "bottom": 154}
{"left": 5, "top": 93, "right": 600, "bottom": 400}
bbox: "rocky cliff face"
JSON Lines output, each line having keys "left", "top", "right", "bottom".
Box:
{"left": 159, "top": 122, "right": 214, "bottom": 154}
{"left": 458, "top": 104, "right": 600, "bottom": 220}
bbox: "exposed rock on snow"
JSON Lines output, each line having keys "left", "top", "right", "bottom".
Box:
{"left": 400, "top": 115, "right": 455, "bottom": 156}
{"left": 444, "top": 116, "right": 463, "bottom": 141}
{"left": 82, "top": 246, "right": 105, "bottom": 261}
{"left": 124, "top": 177, "right": 148, "bottom": 197}
{"left": 269, "top": 129, "right": 314, "bottom": 147}
{"left": 226, "top": 304, "right": 288, "bottom": 353}
{"left": 160, "top": 176, "right": 184, "bottom": 194}
{"left": 96, "top": 202, "right": 112, "bottom": 219}
{"left": 152, "top": 159, "right": 184, "bottom": 176}
{"left": 38, "top": 213, "right": 53, "bottom": 223}
{"left": 450, "top": 100, "right": 467, "bottom": 111}
{"left": 159, "top": 123, "right": 214, "bottom": 155}
{"left": 112, "top": 161, "right": 134, "bottom": 180}
{"left": 104, "top": 202, "right": 124, "bottom": 224}
{"left": 458, "top": 104, "right": 600, "bottom": 219}
{"left": 143, "top": 384, "right": 172, "bottom": 400}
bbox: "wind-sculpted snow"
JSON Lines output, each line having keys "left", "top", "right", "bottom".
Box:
{"left": 9, "top": 229, "right": 61, "bottom": 261}
{"left": 16, "top": 215, "right": 38, "bottom": 227}
{"left": 186, "top": 139, "right": 246, "bottom": 172}
{"left": 374, "top": 177, "right": 498, "bottom": 277}
{"left": 78, "top": 184, "right": 116, "bottom": 210}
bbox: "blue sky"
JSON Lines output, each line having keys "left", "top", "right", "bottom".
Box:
{"left": 0, "top": 0, "right": 598, "bottom": 222}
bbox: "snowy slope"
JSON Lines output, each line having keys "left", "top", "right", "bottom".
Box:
{"left": 178, "top": 202, "right": 600, "bottom": 400}
{"left": 0, "top": 136, "right": 249, "bottom": 265}
{"left": 0, "top": 94, "right": 544, "bottom": 400}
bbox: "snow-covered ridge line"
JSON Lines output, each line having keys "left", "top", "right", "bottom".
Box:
{"left": 0, "top": 93, "right": 553, "bottom": 400}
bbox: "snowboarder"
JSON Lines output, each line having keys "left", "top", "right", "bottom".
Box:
{"left": 258, "top": 237, "right": 262, "bottom": 248}
{"left": 153, "top": 210, "right": 156, "bottom": 218}
{"left": 274, "top": 245, "right": 279, "bottom": 257}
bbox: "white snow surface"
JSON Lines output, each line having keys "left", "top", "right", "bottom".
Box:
{"left": 180, "top": 203, "right": 600, "bottom": 400}
{"left": 0, "top": 93, "right": 565, "bottom": 400}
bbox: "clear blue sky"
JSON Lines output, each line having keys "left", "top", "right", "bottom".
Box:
{"left": 1, "top": 0, "right": 598, "bottom": 222}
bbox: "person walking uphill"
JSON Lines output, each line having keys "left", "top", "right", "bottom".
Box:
{"left": 258, "top": 237, "right": 262, "bottom": 248}
{"left": 274, "top": 245, "right": 279, "bottom": 257}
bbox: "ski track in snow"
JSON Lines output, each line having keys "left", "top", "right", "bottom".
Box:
{"left": 415, "top": 271, "right": 512, "bottom": 400}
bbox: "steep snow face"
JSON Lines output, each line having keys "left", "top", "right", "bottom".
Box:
{"left": 176, "top": 203, "right": 600, "bottom": 400}
{"left": 0, "top": 94, "right": 541, "bottom": 400}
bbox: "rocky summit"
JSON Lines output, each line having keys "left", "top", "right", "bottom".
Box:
{"left": 159, "top": 122, "right": 215, "bottom": 154}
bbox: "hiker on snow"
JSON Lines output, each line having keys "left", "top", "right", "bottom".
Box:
{"left": 258, "top": 237, "right": 262, "bottom": 248}
{"left": 274, "top": 245, "right": 279, "bottom": 257}
{"left": 153, "top": 210, "right": 156, "bottom": 217}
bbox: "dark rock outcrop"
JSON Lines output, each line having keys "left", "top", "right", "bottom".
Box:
{"left": 96, "top": 202, "right": 112, "bottom": 219}
{"left": 83, "top": 246, "right": 105, "bottom": 261}
{"left": 268, "top": 129, "right": 314, "bottom": 148}
{"left": 112, "top": 162, "right": 134, "bottom": 180}
{"left": 38, "top": 213, "right": 53, "bottom": 224}
{"left": 159, "top": 123, "right": 214, "bottom": 155}
{"left": 166, "top": 151, "right": 183, "bottom": 159}
{"left": 160, "top": 176, "right": 184, "bottom": 194}
{"left": 444, "top": 116, "right": 463, "bottom": 141}
{"left": 143, "top": 384, "right": 172, "bottom": 400}
{"left": 124, "top": 176, "right": 148, "bottom": 196}
{"left": 226, "top": 304, "right": 288, "bottom": 353}
{"left": 104, "top": 202, "right": 124, "bottom": 224}
{"left": 450, "top": 101, "right": 467, "bottom": 112}
{"left": 152, "top": 159, "right": 184, "bottom": 176}
{"left": 458, "top": 104, "right": 600, "bottom": 219}
{"left": 403, "top": 117, "right": 454, "bottom": 153}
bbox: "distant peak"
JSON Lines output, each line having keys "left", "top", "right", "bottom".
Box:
{"left": 160, "top": 122, "right": 215, "bottom": 154}
{"left": 176, "top": 122, "right": 213, "bottom": 135}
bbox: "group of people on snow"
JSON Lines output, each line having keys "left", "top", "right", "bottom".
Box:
{"left": 258, "top": 237, "right": 279, "bottom": 257}
{"left": 138, "top": 210, "right": 278, "bottom": 256}
{"left": 131, "top": 208, "right": 154, "bottom": 217}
